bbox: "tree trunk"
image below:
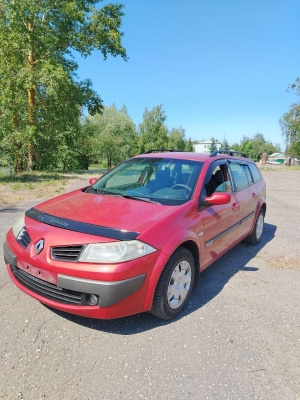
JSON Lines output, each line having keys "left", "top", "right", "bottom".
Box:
{"left": 11, "top": 84, "right": 24, "bottom": 173}
{"left": 27, "top": 87, "right": 35, "bottom": 171}
{"left": 27, "top": 22, "right": 35, "bottom": 172}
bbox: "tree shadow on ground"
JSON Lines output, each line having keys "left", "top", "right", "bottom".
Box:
{"left": 48, "top": 222, "right": 277, "bottom": 334}
{"left": 0, "top": 200, "right": 43, "bottom": 214}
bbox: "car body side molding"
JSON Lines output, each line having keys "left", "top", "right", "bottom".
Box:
{"left": 205, "top": 220, "right": 240, "bottom": 247}
{"left": 205, "top": 211, "right": 255, "bottom": 247}
{"left": 239, "top": 211, "right": 255, "bottom": 225}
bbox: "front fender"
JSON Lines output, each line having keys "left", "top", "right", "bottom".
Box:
{"left": 143, "top": 229, "right": 200, "bottom": 311}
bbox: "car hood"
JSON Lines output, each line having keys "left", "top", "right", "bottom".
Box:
{"left": 33, "top": 189, "right": 175, "bottom": 235}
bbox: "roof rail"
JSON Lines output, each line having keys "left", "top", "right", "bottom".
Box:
{"left": 209, "top": 150, "right": 248, "bottom": 158}
{"left": 143, "top": 149, "right": 186, "bottom": 154}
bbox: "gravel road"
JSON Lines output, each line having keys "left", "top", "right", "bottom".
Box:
{"left": 0, "top": 170, "right": 299, "bottom": 400}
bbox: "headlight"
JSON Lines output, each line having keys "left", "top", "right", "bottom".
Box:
{"left": 12, "top": 213, "right": 25, "bottom": 238}
{"left": 79, "top": 240, "right": 157, "bottom": 263}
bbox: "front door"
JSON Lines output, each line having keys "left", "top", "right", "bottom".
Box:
{"left": 198, "top": 161, "right": 240, "bottom": 269}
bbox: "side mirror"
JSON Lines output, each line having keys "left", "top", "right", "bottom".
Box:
{"left": 89, "top": 177, "right": 98, "bottom": 185}
{"left": 205, "top": 192, "right": 231, "bottom": 205}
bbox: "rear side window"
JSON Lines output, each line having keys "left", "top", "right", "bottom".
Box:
{"left": 248, "top": 163, "right": 262, "bottom": 183}
{"left": 229, "top": 163, "right": 252, "bottom": 191}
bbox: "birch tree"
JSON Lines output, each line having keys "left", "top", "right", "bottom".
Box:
{"left": 0, "top": 0, "right": 127, "bottom": 171}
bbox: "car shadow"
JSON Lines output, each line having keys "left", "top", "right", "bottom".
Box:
{"left": 46, "top": 222, "right": 277, "bottom": 334}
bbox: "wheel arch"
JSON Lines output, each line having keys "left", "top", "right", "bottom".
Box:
{"left": 143, "top": 235, "right": 200, "bottom": 311}
{"left": 178, "top": 240, "right": 200, "bottom": 288}
{"left": 260, "top": 202, "right": 266, "bottom": 216}
{"left": 244, "top": 201, "right": 267, "bottom": 245}
{"left": 150, "top": 245, "right": 198, "bottom": 319}
{"left": 250, "top": 200, "right": 266, "bottom": 234}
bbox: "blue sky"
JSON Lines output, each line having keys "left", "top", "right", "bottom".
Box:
{"left": 76, "top": 0, "right": 300, "bottom": 150}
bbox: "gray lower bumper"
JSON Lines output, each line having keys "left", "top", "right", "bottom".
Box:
{"left": 4, "top": 242, "right": 146, "bottom": 308}
{"left": 3, "top": 242, "right": 17, "bottom": 267}
{"left": 58, "top": 273, "right": 146, "bottom": 308}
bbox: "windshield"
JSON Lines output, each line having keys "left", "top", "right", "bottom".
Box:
{"left": 87, "top": 157, "right": 204, "bottom": 206}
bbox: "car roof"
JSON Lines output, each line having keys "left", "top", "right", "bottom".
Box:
{"left": 134, "top": 151, "right": 209, "bottom": 162}
{"left": 133, "top": 150, "right": 252, "bottom": 163}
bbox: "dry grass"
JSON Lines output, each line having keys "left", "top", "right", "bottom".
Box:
{"left": 267, "top": 256, "right": 300, "bottom": 271}
{"left": 259, "top": 164, "right": 300, "bottom": 172}
{"left": 0, "top": 171, "right": 93, "bottom": 207}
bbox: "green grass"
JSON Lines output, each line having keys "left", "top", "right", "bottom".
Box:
{"left": 0, "top": 171, "right": 63, "bottom": 183}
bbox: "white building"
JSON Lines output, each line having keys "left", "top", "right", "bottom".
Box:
{"left": 193, "top": 139, "right": 222, "bottom": 154}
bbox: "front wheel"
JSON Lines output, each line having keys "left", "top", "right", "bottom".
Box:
{"left": 244, "top": 209, "right": 264, "bottom": 245}
{"left": 150, "top": 247, "right": 195, "bottom": 320}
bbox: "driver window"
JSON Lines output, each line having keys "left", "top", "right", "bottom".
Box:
{"left": 205, "top": 165, "right": 232, "bottom": 197}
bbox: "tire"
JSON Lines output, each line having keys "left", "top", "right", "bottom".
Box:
{"left": 244, "top": 209, "right": 264, "bottom": 245}
{"left": 150, "top": 247, "right": 195, "bottom": 320}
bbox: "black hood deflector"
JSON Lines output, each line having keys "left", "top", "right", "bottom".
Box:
{"left": 26, "top": 208, "right": 139, "bottom": 241}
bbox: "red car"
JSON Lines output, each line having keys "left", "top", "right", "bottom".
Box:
{"left": 4, "top": 150, "right": 266, "bottom": 320}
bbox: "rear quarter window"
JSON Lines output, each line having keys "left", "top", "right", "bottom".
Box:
{"left": 248, "top": 163, "right": 262, "bottom": 183}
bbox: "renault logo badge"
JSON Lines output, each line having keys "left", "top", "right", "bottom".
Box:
{"left": 35, "top": 239, "right": 44, "bottom": 255}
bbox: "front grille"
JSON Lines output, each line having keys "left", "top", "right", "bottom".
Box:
{"left": 11, "top": 265, "right": 82, "bottom": 305}
{"left": 51, "top": 245, "right": 84, "bottom": 262}
{"left": 17, "top": 227, "right": 31, "bottom": 249}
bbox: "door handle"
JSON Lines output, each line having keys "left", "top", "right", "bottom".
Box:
{"left": 232, "top": 202, "right": 239, "bottom": 211}
{"left": 252, "top": 193, "right": 257, "bottom": 199}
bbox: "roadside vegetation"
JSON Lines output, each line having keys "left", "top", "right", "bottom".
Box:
{"left": 0, "top": 1, "right": 299, "bottom": 206}
{"left": 259, "top": 164, "right": 300, "bottom": 172}
{"left": 0, "top": 170, "right": 97, "bottom": 207}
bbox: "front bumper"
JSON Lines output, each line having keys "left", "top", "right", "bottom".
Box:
{"left": 4, "top": 241, "right": 147, "bottom": 316}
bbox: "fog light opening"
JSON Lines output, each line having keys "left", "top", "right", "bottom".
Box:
{"left": 87, "top": 294, "right": 99, "bottom": 306}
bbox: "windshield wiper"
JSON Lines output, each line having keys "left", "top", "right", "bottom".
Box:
{"left": 96, "top": 189, "right": 109, "bottom": 195}
{"left": 88, "top": 187, "right": 120, "bottom": 196}
{"left": 121, "top": 194, "right": 161, "bottom": 204}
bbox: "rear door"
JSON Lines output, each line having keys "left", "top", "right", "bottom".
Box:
{"left": 228, "top": 161, "right": 258, "bottom": 240}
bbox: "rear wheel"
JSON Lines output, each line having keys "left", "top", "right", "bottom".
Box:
{"left": 244, "top": 209, "right": 264, "bottom": 245}
{"left": 150, "top": 247, "right": 195, "bottom": 320}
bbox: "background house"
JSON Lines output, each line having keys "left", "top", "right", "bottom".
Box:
{"left": 267, "top": 152, "right": 285, "bottom": 164}
{"left": 194, "top": 139, "right": 221, "bottom": 153}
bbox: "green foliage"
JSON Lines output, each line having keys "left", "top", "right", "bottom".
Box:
{"left": 168, "top": 127, "right": 186, "bottom": 150}
{"left": 0, "top": 0, "right": 127, "bottom": 171}
{"left": 209, "top": 137, "right": 218, "bottom": 152}
{"left": 167, "top": 127, "right": 195, "bottom": 152}
{"left": 230, "top": 133, "right": 280, "bottom": 161}
{"left": 138, "top": 105, "right": 168, "bottom": 153}
{"left": 137, "top": 106, "right": 194, "bottom": 153}
{"left": 280, "top": 79, "right": 300, "bottom": 157}
{"left": 221, "top": 137, "right": 230, "bottom": 151}
{"left": 185, "top": 138, "right": 194, "bottom": 152}
{"left": 84, "top": 105, "right": 137, "bottom": 169}
{"left": 280, "top": 104, "right": 300, "bottom": 157}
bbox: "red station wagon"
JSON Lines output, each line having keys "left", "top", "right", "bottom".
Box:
{"left": 3, "top": 150, "right": 266, "bottom": 320}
